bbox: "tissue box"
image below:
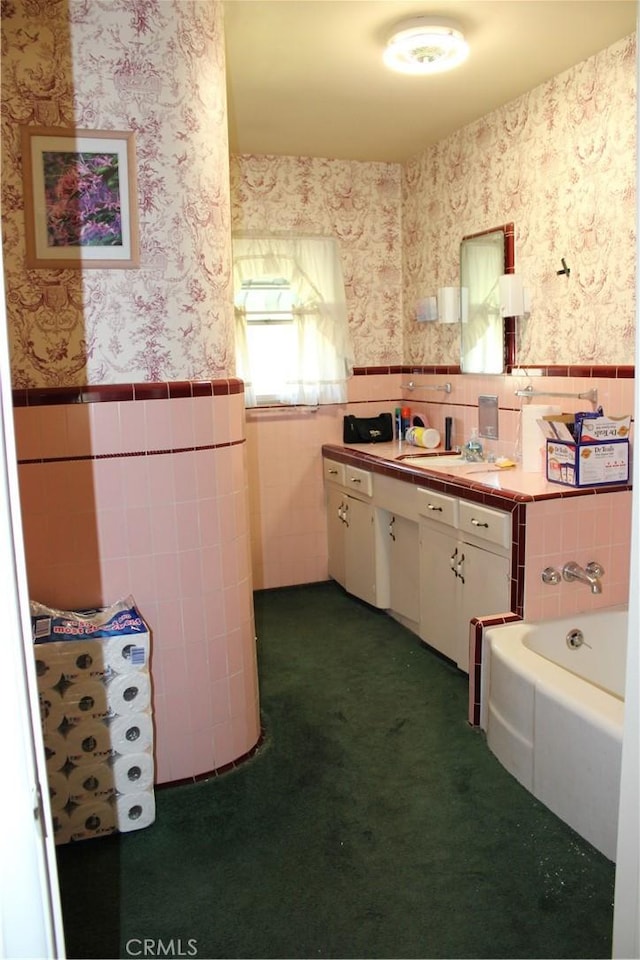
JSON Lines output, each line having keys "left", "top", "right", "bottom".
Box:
{"left": 546, "top": 438, "right": 629, "bottom": 487}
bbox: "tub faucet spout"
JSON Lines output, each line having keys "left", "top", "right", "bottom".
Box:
{"left": 562, "top": 561, "right": 604, "bottom": 595}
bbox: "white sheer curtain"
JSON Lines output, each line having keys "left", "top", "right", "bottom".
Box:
{"left": 233, "top": 235, "right": 354, "bottom": 407}
{"left": 460, "top": 235, "right": 504, "bottom": 375}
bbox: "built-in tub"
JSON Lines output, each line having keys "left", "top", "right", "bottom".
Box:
{"left": 482, "top": 607, "right": 627, "bottom": 862}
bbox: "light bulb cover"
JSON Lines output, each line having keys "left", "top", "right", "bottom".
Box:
{"left": 499, "top": 274, "right": 525, "bottom": 317}
{"left": 384, "top": 18, "right": 469, "bottom": 75}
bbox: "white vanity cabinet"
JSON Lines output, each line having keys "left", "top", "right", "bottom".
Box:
{"left": 375, "top": 474, "right": 420, "bottom": 630}
{"left": 418, "top": 490, "right": 511, "bottom": 673}
{"left": 323, "top": 458, "right": 383, "bottom": 608}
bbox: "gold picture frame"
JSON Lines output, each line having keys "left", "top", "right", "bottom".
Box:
{"left": 21, "top": 126, "right": 139, "bottom": 269}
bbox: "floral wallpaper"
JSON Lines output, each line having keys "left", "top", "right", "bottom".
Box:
{"left": 403, "top": 34, "right": 637, "bottom": 367}
{"left": 1, "top": 0, "right": 233, "bottom": 387}
{"left": 230, "top": 155, "right": 403, "bottom": 367}
{"left": 1, "top": 5, "right": 636, "bottom": 383}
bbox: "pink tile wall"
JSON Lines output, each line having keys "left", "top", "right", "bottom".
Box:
{"left": 14, "top": 394, "right": 260, "bottom": 785}
{"left": 523, "top": 491, "right": 632, "bottom": 621}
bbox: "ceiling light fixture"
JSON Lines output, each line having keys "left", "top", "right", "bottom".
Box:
{"left": 383, "top": 17, "right": 469, "bottom": 75}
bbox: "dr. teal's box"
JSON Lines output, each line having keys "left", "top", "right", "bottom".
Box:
{"left": 546, "top": 439, "right": 629, "bottom": 487}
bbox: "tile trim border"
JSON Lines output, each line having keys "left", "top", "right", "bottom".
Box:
{"left": 12, "top": 378, "right": 245, "bottom": 407}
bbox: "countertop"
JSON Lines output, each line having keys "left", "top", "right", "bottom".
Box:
{"left": 321, "top": 441, "right": 632, "bottom": 504}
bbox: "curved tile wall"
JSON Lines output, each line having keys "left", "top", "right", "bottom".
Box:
{"left": 14, "top": 380, "right": 261, "bottom": 784}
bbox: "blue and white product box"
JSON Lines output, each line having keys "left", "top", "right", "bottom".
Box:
{"left": 546, "top": 439, "right": 629, "bottom": 487}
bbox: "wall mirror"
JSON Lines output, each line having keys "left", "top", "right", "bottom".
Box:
{"left": 460, "top": 223, "right": 514, "bottom": 374}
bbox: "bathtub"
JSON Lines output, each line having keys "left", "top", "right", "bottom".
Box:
{"left": 482, "top": 607, "right": 627, "bottom": 862}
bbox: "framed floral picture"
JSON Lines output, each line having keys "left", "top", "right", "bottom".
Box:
{"left": 21, "top": 127, "right": 139, "bottom": 269}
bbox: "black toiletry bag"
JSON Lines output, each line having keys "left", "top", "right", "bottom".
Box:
{"left": 343, "top": 413, "right": 393, "bottom": 444}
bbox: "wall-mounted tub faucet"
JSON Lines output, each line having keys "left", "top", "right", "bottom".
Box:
{"left": 562, "top": 561, "right": 605, "bottom": 595}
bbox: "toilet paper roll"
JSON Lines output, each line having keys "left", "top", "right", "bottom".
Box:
{"left": 65, "top": 720, "right": 112, "bottom": 766}
{"left": 59, "top": 640, "right": 110, "bottom": 683}
{"left": 109, "top": 711, "right": 154, "bottom": 755}
{"left": 521, "top": 404, "right": 561, "bottom": 472}
{"left": 69, "top": 799, "right": 116, "bottom": 841}
{"left": 44, "top": 730, "right": 68, "bottom": 772}
{"left": 112, "top": 752, "right": 155, "bottom": 795}
{"left": 114, "top": 790, "right": 156, "bottom": 833}
{"left": 39, "top": 689, "right": 65, "bottom": 734}
{"left": 104, "top": 632, "right": 151, "bottom": 674}
{"left": 47, "top": 770, "right": 70, "bottom": 813}
{"left": 67, "top": 761, "right": 115, "bottom": 804}
{"left": 106, "top": 672, "right": 151, "bottom": 715}
{"left": 62, "top": 679, "right": 110, "bottom": 725}
{"left": 52, "top": 809, "right": 72, "bottom": 845}
{"left": 34, "top": 647, "right": 62, "bottom": 689}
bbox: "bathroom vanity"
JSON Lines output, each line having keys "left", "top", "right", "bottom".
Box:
{"left": 322, "top": 440, "right": 631, "bottom": 682}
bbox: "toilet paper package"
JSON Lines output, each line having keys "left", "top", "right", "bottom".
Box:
{"left": 31, "top": 596, "right": 156, "bottom": 843}
{"left": 30, "top": 595, "right": 150, "bottom": 681}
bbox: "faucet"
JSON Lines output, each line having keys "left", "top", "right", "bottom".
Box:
{"left": 562, "top": 561, "right": 605, "bottom": 595}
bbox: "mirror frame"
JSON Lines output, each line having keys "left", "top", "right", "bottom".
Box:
{"left": 460, "top": 222, "right": 515, "bottom": 373}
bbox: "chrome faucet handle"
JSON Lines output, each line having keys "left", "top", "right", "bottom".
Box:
{"left": 541, "top": 567, "right": 561, "bottom": 585}
{"left": 585, "top": 561, "right": 605, "bottom": 578}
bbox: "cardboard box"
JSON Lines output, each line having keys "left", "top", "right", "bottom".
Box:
{"left": 546, "top": 438, "right": 629, "bottom": 487}
{"left": 575, "top": 414, "right": 631, "bottom": 443}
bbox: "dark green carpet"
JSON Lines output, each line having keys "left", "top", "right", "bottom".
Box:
{"left": 56, "top": 581, "right": 615, "bottom": 959}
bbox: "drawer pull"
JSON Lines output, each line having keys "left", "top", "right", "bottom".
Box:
{"left": 328, "top": 468, "right": 338, "bottom": 475}
{"left": 427, "top": 503, "right": 443, "bottom": 512}
{"left": 350, "top": 477, "right": 362, "bottom": 484}
{"left": 471, "top": 518, "right": 489, "bottom": 528}
{"left": 389, "top": 516, "right": 396, "bottom": 541}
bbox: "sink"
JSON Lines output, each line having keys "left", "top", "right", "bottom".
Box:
{"left": 399, "top": 454, "right": 467, "bottom": 468}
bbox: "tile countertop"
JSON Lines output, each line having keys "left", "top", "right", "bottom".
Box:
{"left": 321, "top": 441, "right": 632, "bottom": 504}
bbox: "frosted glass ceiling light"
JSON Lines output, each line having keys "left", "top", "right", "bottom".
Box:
{"left": 383, "top": 18, "right": 469, "bottom": 75}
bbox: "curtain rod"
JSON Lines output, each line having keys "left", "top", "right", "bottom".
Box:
{"left": 246, "top": 405, "right": 319, "bottom": 415}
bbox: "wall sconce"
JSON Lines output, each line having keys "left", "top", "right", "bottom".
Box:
{"left": 499, "top": 274, "right": 530, "bottom": 317}
{"left": 437, "top": 286, "right": 460, "bottom": 324}
{"left": 415, "top": 296, "right": 438, "bottom": 323}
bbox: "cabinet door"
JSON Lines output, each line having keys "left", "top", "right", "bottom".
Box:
{"left": 457, "top": 541, "right": 510, "bottom": 672}
{"left": 388, "top": 514, "right": 419, "bottom": 624}
{"left": 326, "top": 484, "right": 346, "bottom": 588}
{"left": 344, "top": 494, "right": 376, "bottom": 606}
{"left": 419, "top": 523, "right": 459, "bottom": 662}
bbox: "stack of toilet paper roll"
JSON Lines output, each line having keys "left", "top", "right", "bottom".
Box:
{"left": 32, "top": 596, "right": 155, "bottom": 844}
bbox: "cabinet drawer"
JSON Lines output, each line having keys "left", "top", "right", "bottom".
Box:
{"left": 344, "top": 465, "right": 373, "bottom": 497}
{"left": 416, "top": 487, "right": 458, "bottom": 527}
{"left": 458, "top": 501, "right": 511, "bottom": 550}
{"left": 323, "top": 458, "right": 345, "bottom": 485}
{"left": 374, "top": 473, "right": 417, "bottom": 520}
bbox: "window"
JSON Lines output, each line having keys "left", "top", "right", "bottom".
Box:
{"left": 233, "top": 236, "right": 353, "bottom": 407}
{"left": 235, "top": 277, "right": 297, "bottom": 403}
